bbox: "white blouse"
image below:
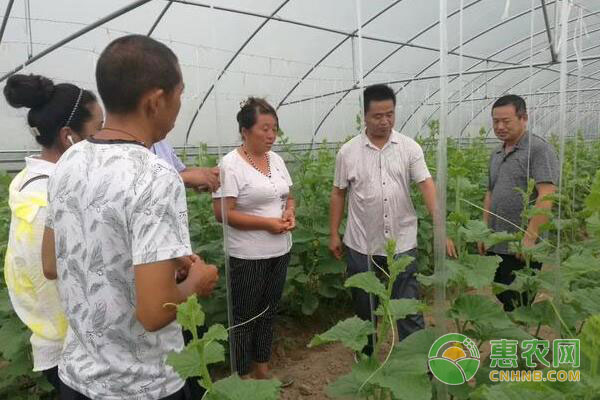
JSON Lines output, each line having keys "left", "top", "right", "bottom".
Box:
{"left": 213, "top": 149, "right": 293, "bottom": 259}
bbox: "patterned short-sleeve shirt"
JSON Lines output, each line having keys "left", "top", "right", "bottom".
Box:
{"left": 46, "top": 138, "right": 192, "bottom": 399}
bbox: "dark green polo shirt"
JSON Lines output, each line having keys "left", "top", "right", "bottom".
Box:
{"left": 488, "top": 132, "right": 559, "bottom": 254}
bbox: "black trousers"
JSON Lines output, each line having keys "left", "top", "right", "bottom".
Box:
{"left": 229, "top": 253, "right": 290, "bottom": 376}
{"left": 42, "top": 366, "right": 61, "bottom": 392}
{"left": 346, "top": 246, "right": 424, "bottom": 356}
{"left": 490, "top": 252, "right": 542, "bottom": 311}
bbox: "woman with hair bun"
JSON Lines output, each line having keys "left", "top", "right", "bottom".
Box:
{"left": 3, "top": 74, "right": 103, "bottom": 390}
{"left": 213, "top": 97, "right": 295, "bottom": 385}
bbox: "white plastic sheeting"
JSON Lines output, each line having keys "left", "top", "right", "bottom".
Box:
{"left": 1, "top": 0, "right": 600, "bottom": 149}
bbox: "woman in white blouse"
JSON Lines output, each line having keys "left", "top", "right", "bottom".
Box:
{"left": 213, "top": 97, "right": 294, "bottom": 384}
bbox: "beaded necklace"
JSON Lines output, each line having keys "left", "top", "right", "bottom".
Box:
{"left": 241, "top": 145, "right": 271, "bottom": 178}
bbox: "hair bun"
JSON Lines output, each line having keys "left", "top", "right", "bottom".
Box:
{"left": 3, "top": 74, "right": 55, "bottom": 109}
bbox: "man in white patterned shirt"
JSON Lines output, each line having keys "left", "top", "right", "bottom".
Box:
{"left": 41, "top": 35, "right": 218, "bottom": 400}
{"left": 329, "top": 84, "right": 456, "bottom": 355}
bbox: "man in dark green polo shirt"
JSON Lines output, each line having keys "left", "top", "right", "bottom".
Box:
{"left": 478, "top": 94, "right": 559, "bottom": 311}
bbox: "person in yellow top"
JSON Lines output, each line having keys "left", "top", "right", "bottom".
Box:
{"left": 3, "top": 74, "right": 103, "bottom": 390}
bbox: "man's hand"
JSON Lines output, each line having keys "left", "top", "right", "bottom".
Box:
{"left": 477, "top": 241, "right": 487, "bottom": 256}
{"left": 446, "top": 238, "right": 458, "bottom": 258}
{"left": 182, "top": 167, "right": 220, "bottom": 192}
{"left": 184, "top": 258, "right": 219, "bottom": 297}
{"left": 516, "top": 234, "right": 536, "bottom": 261}
{"left": 329, "top": 234, "right": 344, "bottom": 260}
{"left": 175, "top": 253, "right": 203, "bottom": 282}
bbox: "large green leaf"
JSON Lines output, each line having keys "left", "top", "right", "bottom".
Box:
{"left": 301, "top": 292, "right": 319, "bottom": 315}
{"left": 204, "top": 341, "right": 226, "bottom": 365}
{"left": 584, "top": 170, "right": 600, "bottom": 212}
{"left": 208, "top": 375, "right": 281, "bottom": 400}
{"left": 344, "top": 271, "right": 387, "bottom": 298}
{"left": 308, "top": 316, "right": 375, "bottom": 352}
{"left": 447, "top": 254, "right": 501, "bottom": 290}
{"left": 375, "top": 299, "right": 427, "bottom": 321}
{"left": 448, "top": 294, "right": 510, "bottom": 327}
{"left": 326, "top": 358, "right": 379, "bottom": 398}
{"left": 470, "top": 381, "right": 568, "bottom": 400}
{"left": 166, "top": 343, "right": 203, "bottom": 380}
{"left": 484, "top": 232, "right": 517, "bottom": 248}
{"left": 388, "top": 255, "right": 414, "bottom": 285}
{"left": 0, "top": 317, "right": 30, "bottom": 360}
{"left": 202, "top": 324, "right": 228, "bottom": 342}
{"left": 327, "top": 340, "right": 433, "bottom": 400}
{"left": 459, "top": 220, "right": 491, "bottom": 243}
{"left": 373, "top": 344, "right": 432, "bottom": 400}
{"left": 571, "top": 287, "right": 600, "bottom": 317}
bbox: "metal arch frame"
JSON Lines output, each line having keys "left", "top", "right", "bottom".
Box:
{"left": 147, "top": 1, "right": 173, "bottom": 36}
{"left": 417, "top": 37, "right": 600, "bottom": 137}
{"left": 278, "top": 0, "right": 485, "bottom": 111}
{"left": 546, "top": 68, "right": 600, "bottom": 125}
{"left": 0, "top": 0, "right": 16, "bottom": 45}
{"left": 455, "top": 44, "right": 600, "bottom": 136}
{"left": 275, "top": 0, "right": 406, "bottom": 109}
{"left": 404, "top": 13, "right": 600, "bottom": 135}
{"left": 524, "top": 42, "right": 600, "bottom": 107}
{"left": 182, "top": 0, "right": 291, "bottom": 144}
{"left": 304, "top": 0, "right": 553, "bottom": 137}
{"left": 162, "top": 0, "right": 504, "bottom": 70}
{"left": 0, "top": 0, "right": 154, "bottom": 83}
{"left": 402, "top": 8, "right": 600, "bottom": 133}
{"left": 400, "top": 3, "right": 596, "bottom": 132}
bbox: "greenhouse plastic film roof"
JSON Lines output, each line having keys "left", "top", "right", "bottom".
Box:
{"left": 1, "top": 0, "right": 600, "bottom": 149}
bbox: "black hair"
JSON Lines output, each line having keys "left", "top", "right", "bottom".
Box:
{"left": 96, "top": 34, "right": 181, "bottom": 114}
{"left": 492, "top": 94, "right": 527, "bottom": 117}
{"left": 3, "top": 74, "right": 97, "bottom": 148}
{"left": 236, "top": 97, "right": 278, "bottom": 134}
{"left": 363, "top": 84, "right": 396, "bottom": 113}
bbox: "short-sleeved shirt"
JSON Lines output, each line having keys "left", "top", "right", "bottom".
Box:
{"left": 213, "top": 149, "right": 292, "bottom": 259}
{"left": 151, "top": 140, "right": 186, "bottom": 173}
{"left": 46, "top": 138, "right": 192, "bottom": 400}
{"left": 488, "top": 132, "right": 559, "bottom": 254}
{"left": 334, "top": 130, "right": 431, "bottom": 256}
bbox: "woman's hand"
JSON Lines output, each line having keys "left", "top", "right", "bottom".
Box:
{"left": 282, "top": 208, "right": 296, "bottom": 231}
{"left": 266, "top": 218, "right": 290, "bottom": 234}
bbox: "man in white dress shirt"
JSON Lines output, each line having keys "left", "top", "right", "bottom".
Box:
{"left": 329, "top": 84, "right": 456, "bottom": 355}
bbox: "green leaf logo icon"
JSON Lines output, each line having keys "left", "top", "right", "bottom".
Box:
{"left": 428, "top": 333, "right": 480, "bottom": 385}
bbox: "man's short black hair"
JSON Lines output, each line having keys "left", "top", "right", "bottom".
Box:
{"left": 96, "top": 34, "right": 181, "bottom": 114}
{"left": 492, "top": 94, "right": 527, "bottom": 118}
{"left": 363, "top": 84, "right": 396, "bottom": 114}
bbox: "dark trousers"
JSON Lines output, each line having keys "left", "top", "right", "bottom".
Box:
{"left": 42, "top": 366, "right": 60, "bottom": 392}
{"left": 59, "top": 382, "right": 191, "bottom": 400}
{"left": 490, "top": 252, "right": 542, "bottom": 311}
{"left": 229, "top": 253, "right": 290, "bottom": 376}
{"left": 346, "top": 246, "right": 424, "bottom": 356}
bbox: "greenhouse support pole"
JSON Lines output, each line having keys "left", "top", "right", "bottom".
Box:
{"left": 541, "top": 0, "right": 558, "bottom": 63}
{"left": 0, "top": 0, "right": 15, "bottom": 45}
{"left": 0, "top": 0, "right": 153, "bottom": 83}
{"left": 555, "top": 0, "right": 570, "bottom": 337}
{"left": 435, "top": 0, "right": 449, "bottom": 398}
